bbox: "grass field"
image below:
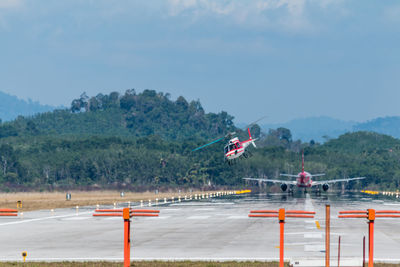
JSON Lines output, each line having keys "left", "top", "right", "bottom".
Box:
{"left": 0, "top": 262, "right": 398, "bottom": 267}
{"left": 0, "top": 190, "right": 222, "bottom": 211}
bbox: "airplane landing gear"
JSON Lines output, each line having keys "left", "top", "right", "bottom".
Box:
{"left": 288, "top": 187, "right": 294, "bottom": 195}
{"left": 315, "top": 187, "right": 321, "bottom": 196}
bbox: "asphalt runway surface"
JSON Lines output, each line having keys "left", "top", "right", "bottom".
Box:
{"left": 0, "top": 191, "right": 400, "bottom": 266}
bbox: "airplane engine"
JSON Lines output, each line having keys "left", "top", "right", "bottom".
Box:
{"left": 281, "top": 184, "right": 288, "bottom": 192}
{"left": 322, "top": 184, "right": 329, "bottom": 191}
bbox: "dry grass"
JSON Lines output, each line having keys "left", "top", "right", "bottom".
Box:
{"left": 0, "top": 262, "right": 398, "bottom": 267}
{"left": 0, "top": 262, "right": 282, "bottom": 267}
{"left": 0, "top": 190, "right": 221, "bottom": 212}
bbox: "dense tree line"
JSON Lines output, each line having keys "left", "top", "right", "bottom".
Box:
{"left": 0, "top": 91, "right": 398, "bottom": 191}
{"left": 0, "top": 131, "right": 399, "bottom": 191}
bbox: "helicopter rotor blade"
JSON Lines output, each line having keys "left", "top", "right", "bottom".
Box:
{"left": 225, "top": 132, "right": 236, "bottom": 138}
{"left": 192, "top": 137, "right": 225, "bottom": 152}
{"left": 245, "top": 116, "right": 268, "bottom": 129}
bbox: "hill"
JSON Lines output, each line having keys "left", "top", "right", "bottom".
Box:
{"left": 0, "top": 91, "right": 56, "bottom": 121}
{"left": 0, "top": 90, "right": 237, "bottom": 140}
{"left": 0, "top": 90, "right": 399, "bottom": 191}
{"left": 353, "top": 116, "right": 400, "bottom": 139}
{"left": 321, "top": 131, "right": 400, "bottom": 154}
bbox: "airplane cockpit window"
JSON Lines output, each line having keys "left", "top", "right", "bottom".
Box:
{"left": 229, "top": 144, "right": 236, "bottom": 151}
{"left": 236, "top": 143, "right": 241, "bottom": 148}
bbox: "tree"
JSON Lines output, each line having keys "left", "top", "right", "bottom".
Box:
{"left": 277, "top": 127, "right": 292, "bottom": 143}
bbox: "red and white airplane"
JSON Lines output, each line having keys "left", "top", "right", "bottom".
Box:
{"left": 244, "top": 152, "right": 365, "bottom": 192}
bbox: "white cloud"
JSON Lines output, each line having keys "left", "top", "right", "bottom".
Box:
{"left": 383, "top": 4, "right": 400, "bottom": 24}
{"left": 166, "top": 0, "right": 340, "bottom": 32}
{"left": 0, "top": 0, "right": 24, "bottom": 30}
{"left": 0, "top": 0, "right": 23, "bottom": 9}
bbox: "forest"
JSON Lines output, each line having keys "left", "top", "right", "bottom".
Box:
{"left": 0, "top": 89, "right": 399, "bottom": 192}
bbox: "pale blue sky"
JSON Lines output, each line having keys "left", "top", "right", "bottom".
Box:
{"left": 1, "top": 0, "right": 400, "bottom": 123}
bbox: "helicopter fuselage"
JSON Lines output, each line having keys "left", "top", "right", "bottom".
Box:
{"left": 224, "top": 137, "right": 254, "bottom": 160}
{"left": 193, "top": 126, "right": 258, "bottom": 164}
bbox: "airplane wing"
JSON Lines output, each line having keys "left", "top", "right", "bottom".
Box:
{"left": 280, "top": 174, "right": 299, "bottom": 177}
{"left": 310, "top": 173, "right": 325, "bottom": 177}
{"left": 243, "top": 178, "right": 298, "bottom": 185}
{"left": 312, "top": 177, "right": 366, "bottom": 186}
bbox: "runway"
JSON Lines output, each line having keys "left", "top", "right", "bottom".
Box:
{"left": 0, "top": 191, "right": 400, "bottom": 265}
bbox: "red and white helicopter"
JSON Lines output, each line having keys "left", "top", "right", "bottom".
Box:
{"left": 244, "top": 151, "right": 365, "bottom": 192}
{"left": 192, "top": 118, "right": 265, "bottom": 165}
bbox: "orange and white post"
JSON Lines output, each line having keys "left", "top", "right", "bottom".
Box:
{"left": 339, "top": 209, "right": 400, "bottom": 267}
{"left": 123, "top": 208, "right": 131, "bottom": 267}
{"left": 249, "top": 208, "right": 315, "bottom": 267}
{"left": 93, "top": 207, "right": 160, "bottom": 267}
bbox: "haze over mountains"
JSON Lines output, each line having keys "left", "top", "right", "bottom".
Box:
{"left": 260, "top": 117, "right": 355, "bottom": 143}
{"left": 260, "top": 116, "right": 400, "bottom": 142}
{"left": 0, "top": 91, "right": 56, "bottom": 121}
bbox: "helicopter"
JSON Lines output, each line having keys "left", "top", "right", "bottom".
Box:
{"left": 192, "top": 117, "right": 265, "bottom": 165}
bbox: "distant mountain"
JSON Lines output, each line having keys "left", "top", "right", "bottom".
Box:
{"left": 260, "top": 116, "right": 356, "bottom": 143}
{"left": 0, "top": 91, "right": 56, "bottom": 121}
{"left": 353, "top": 116, "right": 400, "bottom": 139}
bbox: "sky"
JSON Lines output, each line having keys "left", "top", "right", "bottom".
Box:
{"left": 1, "top": 0, "right": 400, "bottom": 124}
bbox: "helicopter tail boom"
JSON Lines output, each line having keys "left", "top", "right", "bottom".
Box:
{"left": 252, "top": 139, "right": 257, "bottom": 148}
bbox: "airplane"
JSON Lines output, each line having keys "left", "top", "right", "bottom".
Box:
{"left": 192, "top": 117, "right": 266, "bottom": 165}
{"left": 243, "top": 151, "right": 366, "bottom": 192}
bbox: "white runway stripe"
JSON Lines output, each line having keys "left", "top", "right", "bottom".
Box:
{"left": 104, "top": 217, "right": 122, "bottom": 221}
{"left": 304, "top": 244, "right": 325, "bottom": 251}
{"left": 187, "top": 216, "right": 210, "bottom": 219}
{"left": 384, "top": 203, "right": 400, "bottom": 206}
{"left": 304, "top": 193, "right": 315, "bottom": 212}
{"left": 304, "top": 233, "right": 322, "bottom": 238}
{"left": 0, "top": 257, "right": 281, "bottom": 262}
{"left": 227, "top": 215, "right": 248, "bottom": 219}
{"left": 154, "top": 216, "right": 170, "bottom": 220}
{"left": 62, "top": 217, "right": 91, "bottom": 221}
{"left": 0, "top": 211, "right": 93, "bottom": 227}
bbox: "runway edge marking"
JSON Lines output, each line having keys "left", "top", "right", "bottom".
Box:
{"left": 0, "top": 211, "right": 93, "bottom": 226}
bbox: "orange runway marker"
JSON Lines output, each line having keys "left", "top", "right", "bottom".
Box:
{"left": 93, "top": 207, "right": 161, "bottom": 267}
{"left": 338, "top": 209, "right": 400, "bottom": 267}
{"left": 248, "top": 207, "right": 314, "bottom": 267}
